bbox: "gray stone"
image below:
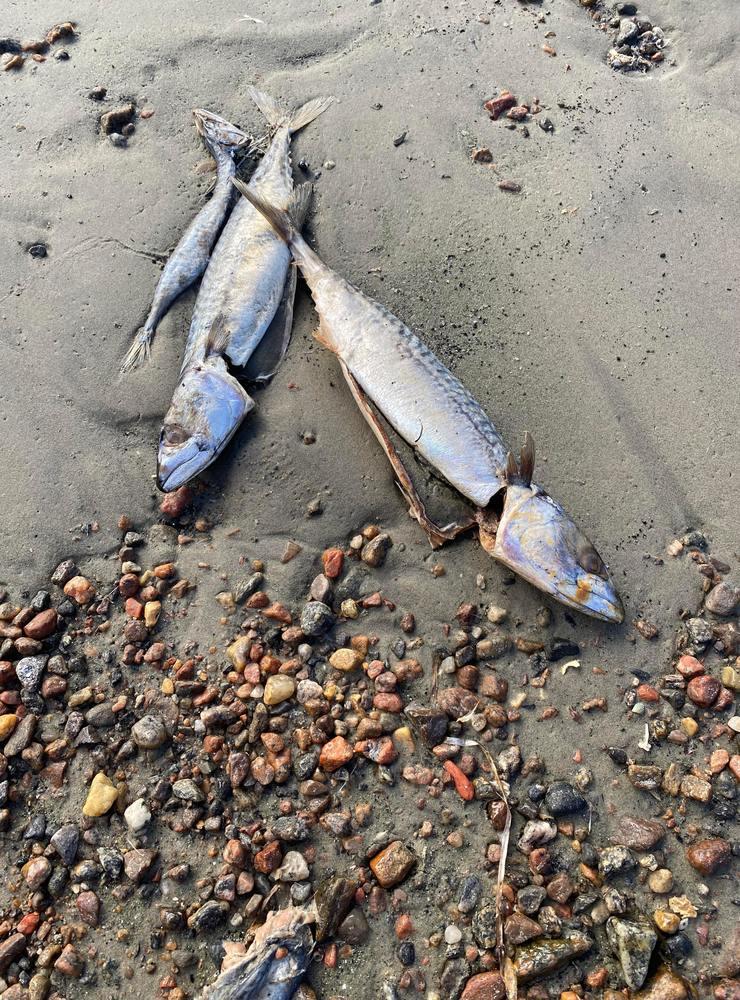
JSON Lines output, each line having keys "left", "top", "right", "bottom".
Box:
{"left": 275, "top": 851, "right": 310, "bottom": 882}
{"left": 85, "top": 703, "right": 116, "bottom": 728}
{"left": 131, "top": 714, "right": 168, "bottom": 749}
{"left": 50, "top": 824, "right": 79, "bottom": 865}
{"left": 606, "top": 917, "right": 657, "bottom": 990}
{"left": 458, "top": 875, "right": 483, "bottom": 914}
{"left": 517, "top": 884, "right": 547, "bottom": 915}
{"left": 599, "top": 846, "right": 636, "bottom": 879}
{"left": 172, "top": 778, "right": 205, "bottom": 803}
{"left": 15, "top": 655, "right": 48, "bottom": 691}
{"left": 616, "top": 18, "right": 639, "bottom": 45}
{"left": 300, "top": 601, "right": 335, "bottom": 637}
{"left": 187, "top": 900, "right": 229, "bottom": 933}
{"left": 3, "top": 713, "right": 37, "bottom": 756}
{"left": 705, "top": 581, "right": 738, "bottom": 616}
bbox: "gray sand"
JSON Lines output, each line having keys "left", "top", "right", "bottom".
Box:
{"left": 1, "top": 0, "right": 739, "bottom": 995}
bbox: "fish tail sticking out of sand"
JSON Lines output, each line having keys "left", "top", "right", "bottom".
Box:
{"left": 120, "top": 110, "right": 254, "bottom": 373}
{"left": 156, "top": 89, "right": 332, "bottom": 492}
{"left": 232, "top": 184, "right": 625, "bottom": 624}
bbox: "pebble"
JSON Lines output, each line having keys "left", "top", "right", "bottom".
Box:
{"left": 3, "top": 711, "right": 36, "bottom": 755}
{"left": 24, "top": 856, "right": 51, "bottom": 889}
{"left": 458, "top": 874, "right": 483, "bottom": 914}
{"left": 0, "top": 933, "right": 26, "bottom": 973}
{"left": 599, "top": 846, "right": 636, "bottom": 878}
{"left": 123, "top": 847, "right": 158, "bottom": 882}
{"left": 264, "top": 675, "right": 296, "bottom": 705}
{"left": 337, "top": 907, "right": 369, "bottom": 944}
{"left": 24, "top": 608, "right": 57, "bottom": 639}
{"left": 131, "top": 714, "right": 168, "bottom": 749}
{"left": 82, "top": 772, "right": 119, "bottom": 816}
{"left": 648, "top": 868, "right": 673, "bottom": 893}
{"left": 15, "top": 654, "right": 48, "bottom": 690}
{"left": 445, "top": 924, "right": 463, "bottom": 944}
{"left": 361, "top": 533, "right": 392, "bottom": 567}
{"left": 188, "top": 900, "right": 229, "bottom": 932}
{"left": 50, "top": 558, "right": 77, "bottom": 586}
{"left": 329, "top": 647, "right": 363, "bottom": 672}
{"left": 54, "top": 943, "right": 83, "bottom": 978}
{"left": 654, "top": 909, "right": 680, "bottom": 934}
{"left": 124, "top": 798, "right": 151, "bottom": 832}
{"left": 705, "top": 581, "right": 738, "bottom": 616}
{"left": 62, "top": 575, "right": 96, "bottom": 605}
{"left": 319, "top": 735, "right": 354, "bottom": 772}
{"left": 544, "top": 781, "right": 586, "bottom": 815}
{"left": 633, "top": 968, "right": 688, "bottom": 1000}
{"left": 77, "top": 890, "right": 100, "bottom": 927}
{"left": 172, "top": 778, "right": 205, "bottom": 803}
{"left": 50, "top": 823, "right": 79, "bottom": 865}
{"left": 461, "top": 971, "right": 506, "bottom": 1000}
{"left": 611, "top": 814, "right": 665, "bottom": 851}
{"left": 300, "top": 601, "right": 335, "bottom": 636}
{"left": 369, "top": 841, "right": 415, "bottom": 887}
{"left": 0, "top": 715, "right": 17, "bottom": 740}
{"left": 275, "top": 850, "right": 309, "bottom": 882}
{"left": 606, "top": 917, "right": 657, "bottom": 990}
{"left": 515, "top": 930, "right": 593, "bottom": 982}
{"left": 680, "top": 773, "right": 712, "bottom": 802}
{"left": 686, "top": 674, "right": 721, "bottom": 707}
{"left": 686, "top": 838, "right": 731, "bottom": 875}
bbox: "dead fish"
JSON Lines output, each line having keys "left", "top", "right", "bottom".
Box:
{"left": 157, "top": 88, "right": 331, "bottom": 491}
{"left": 234, "top": 187, "right": 624, "bottom": 623}
{"left": 201, "top": 906, "right": 314, "bottom": 1000}
{"left": 120, "top": 109, "right": 252, "bottom": 372}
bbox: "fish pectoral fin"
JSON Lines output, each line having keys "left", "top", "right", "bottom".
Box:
{"left": 243, "top": 264, "right": 298, "bottom": 383}
{"left": 340, "top": 360, "right": 475, "bottom": 550}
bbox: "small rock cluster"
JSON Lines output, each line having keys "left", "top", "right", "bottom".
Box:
{"left": 1, "top": 23, "right": 77, "bottom": 72}
{"left": 0, "top": 514, "right": 737, "bottom": 998}
{"left": 579, "top": 1, "right": 668, "bottom": 72}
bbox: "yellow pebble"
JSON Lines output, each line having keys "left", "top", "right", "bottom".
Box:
{"left": 263, "top": 675, "right": 295, "bottom": 706}
{"left": 144, "top": 601, "right": 161, "bottom": 628}
{"left": 161, "top": 677, "right": 175, "bottom": 695}
{"left": 0, "top": 715, "right": 18, "bottom": 740}
{"left": 329, "top": 648, "right": 363, "bottom": 672}
{"left": 654, "top": 909, "right": 680, "bottom": 934}
{"left": 680, "top": 717, "right": 698, "bottom": 737}
{"left": 83, "top": 773, "right": 119, "bottom": 817}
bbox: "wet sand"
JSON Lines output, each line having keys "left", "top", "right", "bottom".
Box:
{"left": 1, "top": 0, "right": 738, "bottom": 996}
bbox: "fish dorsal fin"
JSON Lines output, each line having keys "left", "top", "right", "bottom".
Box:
{"left": 519, "top": 431, "right": 535, "bottom": 486}
{"left": 205, "top": 314, "right": 230, "bottom": 357}
{"left": 505, "top": 432, "right": 535, "bottom": 486}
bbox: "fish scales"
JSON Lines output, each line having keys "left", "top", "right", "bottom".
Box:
{"left": 307, "top": 262, "right": 510, "bottom": 508}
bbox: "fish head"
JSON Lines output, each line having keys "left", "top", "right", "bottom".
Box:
{"left": 192, "top": 108, "right": 251, "bottom": 152}
{"left": 479, "top": 434, "right": 624, "bottom": 623}
{"left": 157, "top": 359, "right": 254, "bottom": 492}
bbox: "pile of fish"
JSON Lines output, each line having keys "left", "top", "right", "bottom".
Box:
{"left": 123, "top": 87, "right": 624, "bottom": 626}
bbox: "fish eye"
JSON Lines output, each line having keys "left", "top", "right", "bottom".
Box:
{"left": 577, "top": 545, "right": 607, "bottom": 579}
{"left": 164, "top": 423, "right": 190, "bottom": 446}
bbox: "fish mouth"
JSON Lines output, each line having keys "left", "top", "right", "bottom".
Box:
{"left": 555, "top": 576, "right": 625, "bottom": 624}
{"left": 157, "top": 440, "right": 214, "bottom": 493}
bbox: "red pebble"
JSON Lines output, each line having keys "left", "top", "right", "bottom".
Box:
{"left": 443, "top": 760, "right": 475, "bottom": 802}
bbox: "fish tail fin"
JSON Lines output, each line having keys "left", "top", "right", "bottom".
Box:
{"left": 232, "top": 179, "right": 297, "bottom": 245}
{"left": 120, "top": 325, "right": 153, "bottom": 373}
{"left": 286, "top": 95, "right": 333, "bottom": 135}
{"left": 289, "top": 182, "right": 313, "bottom": 228}
{"left": 248, "top": 86, "right": 333, "bottom": 135}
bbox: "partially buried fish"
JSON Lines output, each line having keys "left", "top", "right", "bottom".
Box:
{"left": 157, "top": 88, "right": 332, "bottom": 492}
{"left": 234, "top": 183, "right": 624, "bottom": 623}
{"left": 120, "top": 109, "right": 254, "bottom": 372}
{"left": 200, "top": 905, "right": 314, "bottom": 1000}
